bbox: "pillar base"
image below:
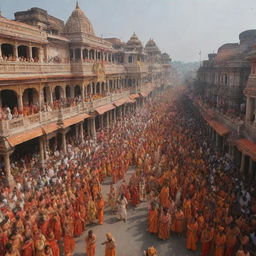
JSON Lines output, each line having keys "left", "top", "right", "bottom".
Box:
{"left": 7, "top": 175, "right": 15, "bottom": 188}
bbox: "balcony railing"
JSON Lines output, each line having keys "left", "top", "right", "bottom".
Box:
{"left": 0, "top": 89, "right": 135, "bottom": 137}
{"left": 0, "top": 61, "right": 128, "bottom": 78}
{"left": 0, "top": 62, "right": 72, "bottom": 77}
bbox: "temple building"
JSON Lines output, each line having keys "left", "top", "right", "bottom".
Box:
{"left": 0, "top": 3, "right": 173, "bottom": 184}
{"left": 192, "top": 29, "right": 256, "bottom": 178}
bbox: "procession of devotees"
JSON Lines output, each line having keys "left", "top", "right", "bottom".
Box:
{"left": 0, "top": 88, "right": 255, "bottom": 256}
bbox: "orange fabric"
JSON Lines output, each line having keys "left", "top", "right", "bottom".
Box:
{"left": 235, "top": 138, "right": 256, "bottom": 161}
{"left": 86, "top": 235, "right": 96, "bottom": 256}
{"left": 214, "top": 233, "right": 226, "bottom": 256}
{"left": 159, "top": 186, "right": 170, "bottom": 208}
{"left": 48, "top": 240, "right": 60, "bottom": 256}
{"left": 208, "top": 120, "right": 229, "bottom": 136}
{"left": 148, "top": 210, "right": 158, "bottom": 234}
{"left": 95, "top": 104, "right": 115, "bottom": 115}
{"left": 62, "top": 113, "right": 91, "bottom": 128}
{"left": 175, "top": 211, "right": 184, "bottom": 233}
{"left": 105, "top": 246, "right": 116, "bottom": 256}
{"left": 186, "top": 221, "right": 198, "bottom": 251}
{"left": 64, "top": 237, "right": 75, "bottom": 255}
{"left": 129, "top": 94, "right": 140, "bottom": 99}
{"left": 7, "top": 127, "right": 43, "bottom": 147}
{"left": 21, "top": 240, "right": 34, "bottom": 256}
{"left": 158, "top": 213, "right": 170, "bottom": 240}
{"left": 97, "top": 199, "right": 105, "bottom": 225}
{"left": 42, "top": 123, "right": 59, "bottom": 135}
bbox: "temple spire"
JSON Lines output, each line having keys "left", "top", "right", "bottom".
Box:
{"left": 76, "top": 1, "right": 80, "bottom": 9}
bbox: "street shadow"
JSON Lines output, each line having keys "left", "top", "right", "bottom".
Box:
{"left": 105, "top": 216, "right": 121, "bottom": 224}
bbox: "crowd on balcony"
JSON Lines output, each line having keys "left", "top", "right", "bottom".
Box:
{"left": 193, "top": 95, "right": 246, "bottom": 122}
{"left": 0, "top": 105, "right": 40, "bottom": 121}
{"left": 1, "top": 55, "right": 40, "bottom": 63}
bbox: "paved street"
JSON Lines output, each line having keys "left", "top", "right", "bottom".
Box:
{"left": 73, "top": 168, "right": 198, "bottom": 256}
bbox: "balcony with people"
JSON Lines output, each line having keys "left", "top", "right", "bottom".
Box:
{"left": 0, "top": 78, "right": 137, "bottom": 135}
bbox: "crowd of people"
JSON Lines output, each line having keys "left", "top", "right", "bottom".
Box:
{"left": 0, "top": 87, "right": 255, "bottom": 256}
{"left": 121, "top": 91, "right": 256, "bottom": 256}
{"left": 0, "top": 88, "right": 162, "bottom": 256}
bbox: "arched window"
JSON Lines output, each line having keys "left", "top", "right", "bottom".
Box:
{"left": 32, "top": 47, "right": 39, "bottom": 61}
{"left": 54, "top": 86, "right": 63, "bottom": 100}
{"left": 43, "top": 86, "right": 51, "bottom": 103}
{"left": 1, "top": 44, "right": 14, "bottom": 59}
{"left": 66, "top": 85, "right": 71, "bottom": 98}
{"left": 0, "top": 90, "right": 18, "bottom": 110}
{"left": 224, "top": 74, "right": 228, "bottom": 86}
{"left": 83, "top": 49, "right": 88, "bottom": 59}
{"left": 74, "top": 85, "right": 81, "bottom": 97}
{"left": 128, "top": 55, "right": 133, "bottom": 63}
{"left": 23, "top": 88, "right": 39, "bottom": 106}
{"left": 18, "top": 45, "right": 29, "bottom": 59}
{"left": 75, "top": 48, "right": 81, "bottom": 61}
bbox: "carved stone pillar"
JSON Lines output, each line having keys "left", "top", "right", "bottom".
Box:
{"left": 61, "top": 131, "right": 67, "bottom": 153}
{"left": 240, "top": 153, "right": 245, "bottom": 174}
{"left": 0, "top": 43, "right": 2, "bottom": 60}
{"left": 39, "top": 47, "right": 43, "bottom": 62}
{"left": 91, "top": 117, "right": 96, "bottom": 139}
{"left": 106, "top": 112, "right": 110, "bottom": 129}
{"left": 3, "top": 151, "right": 15, "bottom": 187}
{"left": 14, "top": 44, "right": 18, "bottom": 61}
{"left": 39, "top": 137, "right": 45, "bottom": 166}
{"left": 80, "top": 48, "right": 83, "bottom": 61}
{"left": 113, "top": 108, "right": 117, "bottom": 124}
{"left": 29, "top": 46, "right": 33, "bottom": 60}
{"left": 100, "top": 115, "right": 104, "bottom": 129}
{"left": 18, "top": 94, "right": 23, "bottom": 111}
{"left": 246, "top": 97, "right": 254, "bottom": 123}
{"left": 75, "top": 124, "right": 79, "bottom": 139}
{"left": 80, "top": 122, "right": 84, "bottom": 142}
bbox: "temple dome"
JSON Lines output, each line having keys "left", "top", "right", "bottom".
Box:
{"left": 145, "top": 38, "right": 161, "bottom": 54}
{"left": 64, "top": 2, "right": 95, "bottom": 35}
{"left": 126, "top": 33, "right": 143, "bottom": 50}
{"left": 145, "top": 39, "right": 157, "bottom": 48}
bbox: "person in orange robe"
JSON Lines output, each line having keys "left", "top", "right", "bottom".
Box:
{"left": 52, "top": 214, "right": 62, "bottom": 242}
{"left": 85, "top": 230, "right": 96, "bottom": 256}
{"left": 225, "top": 223, "right": 240, "bottom": 256}
{"left": 214, "top": 227, "right": 226, "bottom": 256}
{"left": 186, "top": 217, "right": 198, "bottom": 251}
{"left": 63, "top": 221, "right": 75, "bottom": 256}
{"left": 102, "top": 233, "right": 116, "bottom": 256}
{"left": 201, "top": 223, "right": 214, "bottom": 256}
{"left": 21, "top": 236, "right": 34, "bottom": 256}
{"left": 148, "top": 204, "right": 158, "bottom": 234}
{"left": 159, "top": 185, "right": 170, "bottom": 209}
{"left": 97, "top": 194, "right": 105, "bottom": 225}
{"left": 174, "top": 207, "right": 185, "bottom": 235}
{"left": 158, "top": 208, "right": 171, "bottom": 240}
{"left": 47, "top": 232, "right": 60, "bottom": 256}
{"left": 74, "top": 211, "right": 84, "bottom": 237}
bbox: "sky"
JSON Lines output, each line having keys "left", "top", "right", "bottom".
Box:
{"left": 1, "top": 0, "right": 256, "bottom": 62}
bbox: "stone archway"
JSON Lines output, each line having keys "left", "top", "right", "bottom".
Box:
{"left": 0, "top": 90, "right": 18, "bottom": 110}
{"left": 53, "top": 86, "right": 64, "bottom": 101}
{"left": 22, "top": 88, "right": 39, "bottom": 106}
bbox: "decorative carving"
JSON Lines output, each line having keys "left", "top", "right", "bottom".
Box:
{"left": 93, "top": 62, "right": 106, "bottom": 82}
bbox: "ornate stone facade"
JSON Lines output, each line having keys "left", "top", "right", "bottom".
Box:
{"left": 191, "top": 30, "right": 256, "bottom": 178}
{"left": 0, "top": 3, "right": 173, "bottom": 182}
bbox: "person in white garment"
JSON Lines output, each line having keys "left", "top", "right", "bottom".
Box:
{"left": 117, "top": 193, "right": 128, "bottom": 223}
